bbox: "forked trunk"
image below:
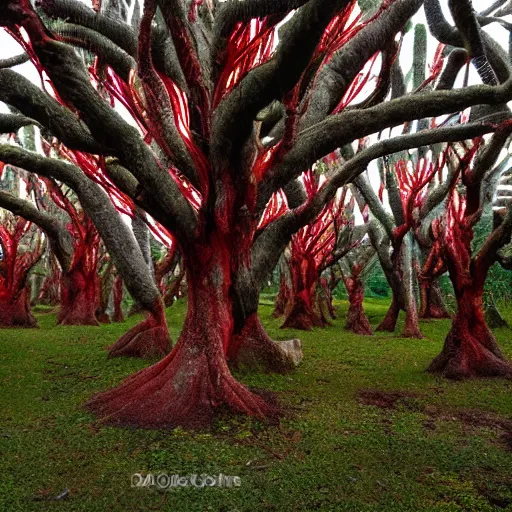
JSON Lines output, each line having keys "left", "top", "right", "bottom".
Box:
{"left": 419, "top": 280, "right": 450, "bottom": 319}
{"left": 58, "top": 267, "right": 99, "bottom": 326}
{"left": 88, "top": 245, "right": 277, "bottom": 429}
{"left": 281, "top": 289, "right": 326, "bottom": 330}
{"left": 107, "top": 298, "right": 171, "bottom": 358}
{"left": 345, "top": 276, "right": 372, "bottom": 335}
{"left": 0, "top": 287, "right": 37, "bottom": 328}
{"left": 428, "top": 285, "right": 512, "bottom": 379}
{"left": 376, "top": 252, "right": 422, "bottom": 338}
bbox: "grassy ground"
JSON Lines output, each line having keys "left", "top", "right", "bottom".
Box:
{"left": 1, "top": 299, "right": 512, "bottom": 511}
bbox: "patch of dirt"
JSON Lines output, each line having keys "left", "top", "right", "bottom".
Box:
{"left": 357, "top": 388, "right": 512, "bottom": 452}
{"left": 425, "top": 407, "right": 512, "bottom": 431}
{"left": 356, "top": 389, "right": 423, "bottom": 409}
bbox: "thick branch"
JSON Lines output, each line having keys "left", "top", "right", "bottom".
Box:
{"left": 0, "top": 52, "right": 29, "bottom": 68}
{"left": 0, "top": 113, "right": 40, "bottom": 133}
{"left": 263, "top": 77, "right": 512, "bottom": 201}
{"left": 212, "top": 0, "right": 352, "bottom": 173}
{"left": 354, "top": 172, "right": 395, "bottom": 237}
{"left": 0, "top": 189, "right": 73, "bottom": 271}
{"left": 301, "top": 0, "right": 423, "bottom": 128}
{"left": 27, "top": 37, "right": 197, "bottom": 240}
{"left": 253, "top": 122, "right": 502, "bottom": 277}
{"left": 0, "top": 69, "right": 104, "bottom": 153}
{"left": 0, "top": 144, "right": 161, "bottom": 311}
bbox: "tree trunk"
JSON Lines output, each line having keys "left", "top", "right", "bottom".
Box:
{"left": 112, "top": 275, "right": 124, "bottom": 323}
{"left": 0, "top": 287, "right": 37, "bottom": 327}
{"left": 88, "top": 241, "right": 277, "bottom": 429}
{"left": 419, "top": 280, "right": 450, "bottom": 319}
{"left": 272, "top": 275, "right": 289, "bottom": 318}
{"left": 376, "top": 293, "right": 400, "bottom": 332}
{"left": 58, "top": 267, "right": 99, "bottom": 326}
{"left": 128, "top": 209, "right": 155, "bottom": 317}
{"left": 228, "top": 313, "right": 302, "bottom": 373}
{"left": 485, "top": 292, "right": 508, "bottom": 328}
{"left": 401, "top": 235, "right": 423, "bottom": 338}
{"left": 107, "top": 297, "right": 170, "bottom": 358}
{"left": 428, "top": 285, "right": 512, "bottom": 379}
{"left": 281, "top": 287, "right": 326, "bottom": 330}
{"left": 376, "top": 242, "right": 422, "bottom": 338}
{"left": 345, "top": 275, "right": 372, "bottom": 335}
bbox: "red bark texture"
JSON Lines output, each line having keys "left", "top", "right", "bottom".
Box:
{"left": 272, "top": 272, "right": 291, "bottom": 318}
{"left": 107, "top": 298, "right": 171, "bottom": 359}
{"left": 376, "top": 297, "right": 399, "bottom": 332}
{"left": 343, "top": 267, "right": 372, "bottom": 335}
{"left": 281, "top": 171, "right": 347, "bottom": 330}
{"left": 428, "top": 286, "right": 512, "bottom": 379}
{"left": 58, "top": 266, "right": 99, "bottom": 326}
{"left": 419, "top": 280, "right": 450, "bottom": 319}
{"left": 281, "top": 254, "right": 327, "bottom": 330}
{"left": 228, "top": 313, "right": 302, "bottom": 373}
{"left": 0, "top": 218, "right": 41, "bottom": 327}
{"left": 429, "top": 188, "right": 512, "bottom": 379}
{"left": 281, "top": 289, "right": 326, "bottom": 330}
{"left": 88, "top": 242, "right": 277, "bottom": 429}
{"left": 45, "top": 182, "right": 102, "bottom": 326}
{"left": 0, "top": 286, "right": 37, "bottom": 327}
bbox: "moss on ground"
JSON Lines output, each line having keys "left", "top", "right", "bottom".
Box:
{"left": 1, "top": 299, "right": 512, "bottom": 511}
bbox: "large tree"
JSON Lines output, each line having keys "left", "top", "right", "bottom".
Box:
{"left": 1, "top": 0, "right": 512, "bottom": 428}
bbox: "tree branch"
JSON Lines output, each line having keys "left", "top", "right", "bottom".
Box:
{"left": 262, "top": 77, "right": 512, "bottom": 202}
{"left": 0, "top": 52, "right": 29, "bottom": 68}
{"left": 0, "top": 69, "right": 104, "bottom": 153}
{"left": 0, "top": 143, "right": 161, "bottom": 311}
{"left": 0, "top": 189, "right": 73, "bottom": 271}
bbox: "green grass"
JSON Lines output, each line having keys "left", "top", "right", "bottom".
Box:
{"left": 1, "top": 299, "right": 512, "bottom": 511}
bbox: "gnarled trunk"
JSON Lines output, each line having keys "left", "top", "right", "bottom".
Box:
{"left": 428, "top": 285, "right": 512, "bottom": 379}
{"left": 280, "top": 254, "right": 327, "bottom": 330}
{"left": 0, "top": 287, "right": 37, "bottom": 327}
{"left": 107, "top": 298, "right": 170, "bottom": 358}
{"left": 344, "top": 275, "right": 372, "bottom": 335}
{"left": 88, "top": 242, "right": 277, "bottom": 429}
{"left": 228, "top": 313, "right": 302, "bottom": 373}
{"left": 58, "top": 267, "right": 99, "bottom": 326}
{"left": 281, "top": 287, "right": 326, "bottom": 330}
{"left": 419, "top": 279, "right": 450, "bottom": 319}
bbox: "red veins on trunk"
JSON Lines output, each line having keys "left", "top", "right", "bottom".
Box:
{"left": 0, "top": 216, "right": 42, "bottom": 327}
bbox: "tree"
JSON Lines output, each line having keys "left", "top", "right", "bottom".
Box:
{"left": 427, "top": 132, "right": 512, "bottom": 379}
{"left": 0, "top": 212, "right": 43, "bottom": 327}
{"left": 279, "top": 171, "right": 353, "bottom": 330}
{"left": 339, "top": 240, "right": 375, "bottom": 335}
{"left": 1, "top": 0, "right": 511, "bottom": 428}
